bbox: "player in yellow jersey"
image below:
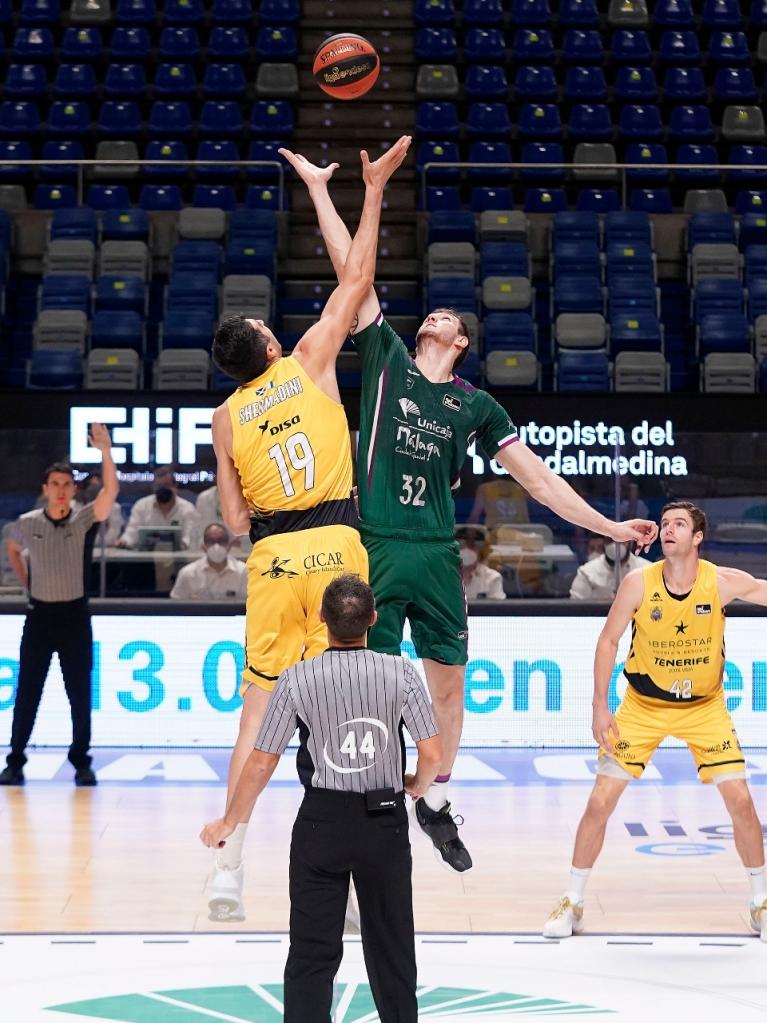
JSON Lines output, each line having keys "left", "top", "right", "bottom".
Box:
{"left": 543, "top": 501, "right": 767, "bottom": 941}
{"left": 204, "top": 135, "right": 412, "bottom": 920}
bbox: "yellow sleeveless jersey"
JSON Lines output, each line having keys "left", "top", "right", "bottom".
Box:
{"left": 227, "top": 356, "right": 353, "bottom": 515}
{"left": 624, "top": 559, "right": 725, "bottom": 704}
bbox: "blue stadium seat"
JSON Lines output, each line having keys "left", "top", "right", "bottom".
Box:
{"left": 104, "top": 64, "right": 147, "bottom": 99}
{"left": 463, "top": 0, "right": 504, "bottom": 24}
{"left": 525, "top": 188, "right": 567, "bottom": 212}
{"left": 467, "top": 141, "right": 512, "bottom": 181}
{"left": 426, "top": 210, "right": 476, "bottom": 243}
{"left": 483, "top": 311, "right": 537, "bottom": 352}
{"left": 163, "top": 0, "right": 204, "bottom": 24}
{"left": 255, "top": 26, "right": 299, "bottom": 60}
{"left": 557, "top": 350, "right": 610, "bottom": 391}
{"left": 0, "top": 101, "right": 40, "bottom": 137}
{"left": 761, "top": 357, "right": 767, "bottom": 393}
{"left": 251, "top": 100, "right": 294, "bottom": 137}
{"left": 747, "top": 276, "right": 767, "bottom": 319}
{"left": 669, "top": 105, "right": 714, "bottom": 141}
{"left": 561, "top": 29, "right": 603, "bottom": 64}
{"left": 12, "top": 27, "right": 54, "bottom": 60}
{"left": 465, "top": 65, "right": 509, "bottom": 99}
{"left": 196, "top": 185, "right": 238, "bottom": 209}
{"left": 604, "top": 210, "right": 652, "bottom": 245}
{"left": 203, "top": 63, "right": 247, "bottom": 98}
{"left": 518, "top": 104, "right": 562, "bottom": 140}
{"left": 610, "top": 30, "right": 652, "bottom": 65}
{"left": 40, "top": 274, "right": 91, "bottom": 314}
{"left": 414, "top": 0, "right": 455, "bottom": 25}
{"left": 417, "top": 141, "right": 461, "bottom": 182}
{"left": 50, "top": 207, "right": 97, "bottom": 241}
{"left": 162, "top": 311, "right": 215, "bottom": 349}
{"left": 416, "top": 102, "right": 460, "bottom": 139}
{"left": 102, "top": 207, "right": 150, "bottom": 241}
{"left": 576, "top": 188, "right": 621, "bottom": 212}
{"left": 552, "top": 275, "right": 602, "bottom": 315}
{"left": 553, "top": 240, "right": 601, "bottom": 278}
{"left": 514, "top": 65, "right": 556, "bottom": 101}
{"left": 258, "top": 0, "right": 300, "bottom": 22}
{"left": 116, "top": 0, "right": 156, "bottom": 24}
{"left": 753, "top": 0, "right": 767, "bottom": 28}
{"left": 655, "top": 0, "right": 694, "bottom": 27}
{"left": 615, "top": 67, "right": 658, "bottom": 103}
{"left": 139, "top": 184, "right": 183, "bottom": 209}
{"left": 610, "top": 312, "right": 663, "bottom": 353}
{"left": 618, "top": 105, "right": 663, "bottom": 141}
{"left": 466, "top": 103, "right": 512, "bottom": 139}
{"left": 196, "top": 140, "right": 239, "bottom": 179}
{"left": 154, "top": 64, "right": 198, "bottom": 99}
{"left": 27, "top": 350, "right": 82, "bottom": 389}
{"left": 247, "top": 140, "right": 288, "bottom": 181}
{"left": 54, "top": 63, "right": 99, "bottom": 99}
{"left": 736, "top": 191, "right": 767, "bottom": 213}
{"left": 659, "top": 31, "right": 700, "bottom": 66}
{"left": 568, "top": 104, "right": 613, "bottom": 141}
{"left": 480, "top": 242, "right": 530, "bottom": 278}
{"left": 511, "top": 28, "right": 554, "bottom": 64}
{"left": 20, "top": 0, "right": 59, "bottom": 24}
{"left": 61, "top": 27, "right": 103, "bottom": 62}
{"left": 173, "top": 240, "right": 222, "bottom": 276}
{"left": 553, "top": 210, "right": 600, "bottom": 243}
{"left": 95, "top": 275, "right": 147, "bottom": 316}
{"left": 0, "top": 140, "right": 31, "bottom": 179}
{"left": 698, "top": 312, "right": 750, "bottom": 354}
{"left": 466, "top": 28, "right": 506, "bottom": 62}
{"left": 98, "top": 101, "right": 143, "bottom": 137}
{"left": 224, "top": 239, "right": 275, "bottom": 277}
{"left": 693, "top": 278, "right": 743, "bottom": 320}
{"left": 148, "top": 101, "right": 193, "bottom": 138}
{"left": 607, "top": 274, "right": 657, "bottom": 317}
{"left": 626, "top": 143, "right": 669, "bottom": 184}
{"left": 740, "top": 213, "right": 767, "bottom": 249}
{"left": 145, "top": 140, "right": 188, "bottom": 180}
{"left": 40, "top": 141, "right": 83, "bottom": 181}
{"left": 199, "top": 101, "right": 244, "bottom": 138}
{"left": 702, "top": 0, "right": 743, "bottom": 29}
{"left": 414, "top": 28, "right": 457, "bottom": 62}
{"left": 86, "top": 184, "right": 132, "bottom": 209}
{"left": 111, "top": 27, "right": 152, "bottom": 60}
{"left": 208, "top": 27, "right": 250, "bottom": 61}
{"left": 468, "top": 186, "right": 517, "bottom": 209}
{"left": 687, "top": 212, "right": 737, "bottom": 248}
{"left": 427, "top": 277, "right": 477, "bottom": 313}
{"left": 743, "top": 245, "right": 767, "bottom": 286}
{"left": 5, "top": 64, "right": 48, "bottom": 99}
{"left": 709, "top": 31, "right": 750, "bottom": 65}
{"left": 663, "top": 67, "right": 706, "bottom": 104}
{"left": 605, "top": 240, "right": 655, "bottom": 278}
{"left": 91, "top": 311, "right": 145, "bottom": 351}
{"left": 158, "top": 27, "right": 201, "bottom": 61}
{"left": 212, "top": 0, "right": 253, "bottom": 22}
{"left": 520, "top": 141, "right": 565, "bottom": 182}
{"left": 715, "top": 68, "right": 758, "bottom": 104}
{"left": 728, "top": 144, "right": 767, "bottom": 184}
{"left": 167, "top": 271, "right": 219, "bottom": 315}
{"left": 47, "top": 102, "right": 91, "bottom": 138}
{"left": 564, "top": 66, "right": 607, "bottom": 102}
{"left": 510, "top": 0, "right": 551, "bottom": 26}
{"left": 675, "top": 143, "right": 721, "bottom": 184}
{"left": 559, "top": 0, "right": 599, "bottom": 26}
{"left": 423, "top": 186, "right": 462, "bottom": 211}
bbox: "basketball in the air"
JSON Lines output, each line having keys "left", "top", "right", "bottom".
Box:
{"left": 312, "top": 33, "right": 380, "bottom": 99}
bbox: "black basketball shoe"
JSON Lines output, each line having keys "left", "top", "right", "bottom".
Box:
{"left": 414, "top": 798, "right": 473, "bottom": 872}
{"left": 0, "top": 766, "right": 24, "bottom": 785}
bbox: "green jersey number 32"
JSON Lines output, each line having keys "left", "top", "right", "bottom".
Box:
{"left": 399, "top": 474, "right": 427, "bottom": 507}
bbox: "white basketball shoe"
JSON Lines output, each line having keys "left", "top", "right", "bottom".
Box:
{"left": 749, "top": 899, "right": 767, "bottom": 942}
{"left": 542, "top": 896, "right": 585, "bottom": 938}
{"left": 208, "top": 863, "right": 245, "bottom": 922}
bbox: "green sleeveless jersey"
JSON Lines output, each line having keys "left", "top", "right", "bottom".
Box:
{"left": 353, "top": 314, "right": 518, "bottom": 542}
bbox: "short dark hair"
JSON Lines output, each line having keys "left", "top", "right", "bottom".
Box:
{"left": 417, "top": 307, "right": 471, "bottom": 370}
{"left": 321, "top": 574, "right": 376, "bottom": 641}
{"left": 203, "top": 522, "right": 229, "bottom": 544}
{"left": 212, "top": 315, "right": 270, "bottom": 383}
{"left": 661, "top": 501, "right": 707, "bottom": 540}
{"left": 44, "top": 461, "right": 75, "bottom": 483}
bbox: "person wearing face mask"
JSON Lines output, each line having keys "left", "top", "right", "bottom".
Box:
{"left": 116, "top": 464, "right": 200, "bottom": 550}
{"left": 170, "top": 523, "right": 247, "bottom": 601}
{"left": 458, "top": 529, "right": 506, "bottom": 601}
{"left": 569, "top": 539, "right": 652, "bottom": 601}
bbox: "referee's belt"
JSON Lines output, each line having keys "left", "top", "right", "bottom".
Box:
{"left": 250, "top": 496, "right": 358, "bottom": 544}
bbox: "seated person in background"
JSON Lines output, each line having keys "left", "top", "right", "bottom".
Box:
{"left": 570, "top": 540, "right": 653, "bottom": 601}
{"left": 117, "top": 464, "right": 199, "bottom": 550}
{"left": 468, "top": 477, "right": 530, "bottom": 529}
{"left": 170, "top": 522, "right": 247, "bottom": 601}
{"left": 195, "top": 484, "right": 220, "bottom": 525}
{"left": 458, "top": 526, "right": 506, "bottom": 600}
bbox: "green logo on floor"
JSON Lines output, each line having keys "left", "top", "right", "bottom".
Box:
{"left": 48, "top": 982, "right": 614, "bottom": 1019}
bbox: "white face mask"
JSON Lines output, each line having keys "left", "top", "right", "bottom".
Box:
{"left": 460, "top": 548, "right": 478, "bottom": 568}
{"left": 206, "top": 543, "right": 228, "bottom": 565}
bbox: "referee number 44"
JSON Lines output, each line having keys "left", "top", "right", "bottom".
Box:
{"left": 670, "top": 678, "right": 693, "bottom": 699}
{"left": 399, "top": 474, "right": 427, "bottom": 507}
{"left": 340, "top": 730, "right": 376, "bottom": 760}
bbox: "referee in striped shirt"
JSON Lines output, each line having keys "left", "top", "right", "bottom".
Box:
{"left": 201, "top": 574, "right": 442, "bottom": 1023}
{"left": 0, "top": 424, "right": 118, "bottom": 788}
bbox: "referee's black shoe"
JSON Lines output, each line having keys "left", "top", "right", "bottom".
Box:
{"left": 0, "top": 766, "right": 24, "bottom": 785}
{"left": 414, "top": 798, "right": 473, "bottom": 872}
{"left": 74, "top": 766, "right": 98, "bottom": 787}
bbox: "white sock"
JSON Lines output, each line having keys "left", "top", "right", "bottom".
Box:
{"left": 746, "top": 865, "right": 767, "bottom": 905}
{"left": 215, "top": 822, "right": 248, "bottom": 870}
{"left": 565, "top": 866, "right": 591, "bottom": 905}
{"left": 423, "top": 780, "right": 449, "bottom": 812}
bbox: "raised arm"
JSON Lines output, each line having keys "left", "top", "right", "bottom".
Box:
{"left": 592, "top": 570, "right": 644, "bottom": 752}
{"left": 717, "top": 566, "right": 767, "bottom": 607}
{"left": 211, "top": 403, "right": 251, "bottom": 537}
{"left": 494, "top": 441, "right": 658, "bottom": 552}
{"left": 88, "top": 424, "right": 120, "bottom": 523}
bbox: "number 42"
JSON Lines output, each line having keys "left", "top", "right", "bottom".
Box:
{"left": 670, "top": 678, "right": 693, "bottom": 699}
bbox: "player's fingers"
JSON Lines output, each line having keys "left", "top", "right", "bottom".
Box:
{"left": 611, "top": 718, "right": 620, "bottom": 740}
{"left": 217, "top": 840, "right": 226, "bottom": 848}
{"left": 360, "top": 149, "right": 370, "bottom": 166}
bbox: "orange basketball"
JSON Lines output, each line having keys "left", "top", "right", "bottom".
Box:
{"left": 312, "top": 33, "right": 380, "bottom": 100}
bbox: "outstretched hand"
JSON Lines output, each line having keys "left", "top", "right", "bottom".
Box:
{"left": 88, "top": 423, "right": 112, "bottom": 453}
{"left": 277, "top": 148, "right": 339, "bottom": 189}
{"left": 609, "top": 518, "right": 658, "bottom": 554}
{"left": 361, "top": 135, "right": 412, "bottom": 190}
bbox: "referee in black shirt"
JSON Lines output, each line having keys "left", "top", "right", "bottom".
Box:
{"left": 201, "top": 574, "right": 442, "bottom": 1023}
{"left": 0, "top": 424, "right": 118, "bottom": 787}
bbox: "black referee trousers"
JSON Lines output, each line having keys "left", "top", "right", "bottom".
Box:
{"left": 284, "top": 788, "right": 417, "bottom": 1023}
{"left": 6, "top": 598, "right": 93, "bottom": 771}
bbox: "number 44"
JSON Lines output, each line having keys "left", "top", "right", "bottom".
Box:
{"left": 340, "top": 731, "right": 376, "bottom": 760}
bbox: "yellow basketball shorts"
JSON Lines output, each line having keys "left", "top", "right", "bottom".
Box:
{"left": 599, "top": 687, "right": 745, "bottom": 784}
{"left": 241, "top": 523, "right": 368, "bottom": 694}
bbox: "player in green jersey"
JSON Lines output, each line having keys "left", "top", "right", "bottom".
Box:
{"left": 282, "top": 146, "right": 658, "bottom": 872}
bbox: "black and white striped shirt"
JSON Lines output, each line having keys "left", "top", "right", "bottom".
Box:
{"left": 255, "top": 648, "right": 437, "bottom": 792}
{"left": 14, "top": 505, "right": 96, "bottom": 602}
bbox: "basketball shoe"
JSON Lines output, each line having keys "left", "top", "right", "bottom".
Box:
{"left": 749, "top": 899, "right": 767, "bottom": 942}
{"left": 413, "top": 798, "right": 472, "bottom": 872}
{"left": 207, "top": 863, "right": 245, "bottom": 922}
{"left": 543, "top": 896, "right": 585, "bottom": 938}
